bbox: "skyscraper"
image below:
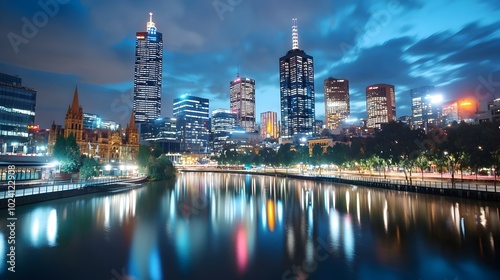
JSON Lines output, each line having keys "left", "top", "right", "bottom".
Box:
{"left": 279, "top": 18, "right": 315, "bottom": 139}
{"left": 0, "top": 73, "right": 36, "bottom": 154}
{"left": 410, "top": 86, "right": 442, "bottom": 130}
{"left": 133, "top": 12, "right": 163, "bottom": 124}
{"left": 324, "top": 78, "right": 350, "bottom": 130}
{"left": 173, "top": 94, "right": 210, "bottom": 153}
{"left": 230, "top": 76, "right": 256, "bottom": 132}
{"left": 366, "top": 84, "right": 396, "bottom": 129}
{"left": 260, "top": 111, "right": 278, "bottom": 139}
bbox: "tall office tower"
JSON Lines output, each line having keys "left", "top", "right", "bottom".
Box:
{"left": 230, "top": 76, "right": 256, "bottom": 132}
{"left": 366, "top": 84, "right": 396, "bottom": 129}
{"left": 0, "top": 73, "right": 36, "bottom": 153}
{"left": 279, "top": 18, "right": 315, "bottom": 139}
{"left": 173, "top": 94, "right": 210, "bottom": 153}
{"left": 260, "top": 111, "right": 278, "bottom": 139}
{"left": 324, "top": 78, "right": 350, "bottom": 130}
{"left": 410, "top": 86, "right": 442, "bottom": 130}
{"left": 133, "top": 12, "right": 163, "bottom": 124}
{"left": 211, "top": 109, "right": 237, "bottom": 152}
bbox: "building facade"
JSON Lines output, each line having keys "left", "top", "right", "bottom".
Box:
{"left": 279, "top": 18, "right": 315, "bottom": 139}
{"left": 441, "top": 99, "right": 478, "bottom": 124}
{"left": 410, "top": 86, "right": 441, "bottom": 130}
{"left": 366, "top": 84, "right": 396, "bottom": 129}
{"left": 211, "top": 108, "right": 237, "bottom": 152}
{"left": 133, "top": 12, "right": 163, "bottom": 124}
{"left": 259, "top": 111, "right": 278, "bottom": 139}
{"left": 324, "top": 78, "right": 350, "bottom": 130}
{"left": 0, "top": 73, "right": 37, "bottom": 154}
{"left": 173, "top": 94, "right": 210, "bottom": 153}
{"left": 230, "top": 77, "right": 256, "bottom": 132}
{"left": 48, "top": 87, "right": 139, "bottom": 163}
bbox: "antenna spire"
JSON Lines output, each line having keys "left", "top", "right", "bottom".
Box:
{"left": 292, "top": 18, "right": 299, "bottom": 50}
{"left": 147, "top": 12, "right": 155, "bottom": 31}
{"left": 237, "top": 63, "right": 240, "bottom": 77}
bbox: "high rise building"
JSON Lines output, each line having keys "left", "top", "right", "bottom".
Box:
{"left": 173, "top": 94, "right": 210, "bottom": 153}
{"left": 260, "top": 111, "right": 278, "bottom": 139}
{"left": 324, "top": 78, "right": 350, "bottom": 130}
{"left": 83, "top": 113, "right": 102, "bottom": 130}
{"left": 133, "top": 12, "right": 163, "bottom": 124}
{"left": 410, "top": 86, "right": 442, "bottom": 130}
{"left": 230, "top": 76, "right": 256, "bottom": 132}
{"left": 211, "top": 108, "right": 237, "bottom": 152}
{"left": 140, "top": 117, "right": 180, "bottom": 153}
{"left": 366, "top": 84, "right": 396, "bottom": 129}
{"left": 279, "top": 18, "right": 315, "bottom": 139}
{"left": 0, "top": 73, "right": 36, "bottom": 154}
{"left": 441, "top": 99, "right": 478, "bottom": 124}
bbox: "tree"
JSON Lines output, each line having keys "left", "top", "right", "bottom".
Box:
{"left": 80, "top": 157, "right": 99, "bottom": 180}
{"left": 53, "top": 133, "right": 81, "bottom": 173}
{"left": 277, "top": 143, "right": 294, "bottom": 169}
{"left": 414, "top": 152, "right": 430, "bottom": 181}
{"left": 137, "top": 145, "right": 151, "bottom": 169}
{"left": 311, "top": 144, "right": 323, "bottom": 167}
{"left": 148, "top": 155, "right": 176, "bottom": 180}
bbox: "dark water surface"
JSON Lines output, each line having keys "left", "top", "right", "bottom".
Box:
{"left": 0, "top": 172, "right": 499, "bottom": 279}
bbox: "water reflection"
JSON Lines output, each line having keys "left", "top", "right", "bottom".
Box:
{"left": 0, "top": 172, "right": 499, "bottom": 279}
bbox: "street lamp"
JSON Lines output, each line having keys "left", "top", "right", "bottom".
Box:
{"left": 11, "top": 142, "right": 18, "bottom": 154}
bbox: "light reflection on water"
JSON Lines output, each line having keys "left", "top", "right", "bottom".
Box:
{"left": 0, "top": 172, "right": 499, "bottom": 279}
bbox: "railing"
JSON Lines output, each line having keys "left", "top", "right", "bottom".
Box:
{"left": 0, "top": 177, "right": 127, "bottom": 199}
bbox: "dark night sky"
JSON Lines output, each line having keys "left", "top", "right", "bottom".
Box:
{"left": 1, "top": 0, "right": 499, "bottom": 128}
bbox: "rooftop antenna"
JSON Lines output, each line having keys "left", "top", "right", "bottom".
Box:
{"left": 237, "top": 63, "right": 240, "bottom": 77}
{"left": 292, "top": 18, "right": 299, "bottom": 50}
{"left": 147, "top": 12, "right": 155, "bottom": 31}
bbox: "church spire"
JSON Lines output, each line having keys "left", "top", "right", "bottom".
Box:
{"left": 129, "top": 110, "right": 136, "bottom": 130}
{"left": 71, "top": 86, "right": 80, "bottom": 114}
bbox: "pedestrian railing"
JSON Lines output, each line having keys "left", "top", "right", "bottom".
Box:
{"left": 0, "top": 177, "right": 126, "bottom": 200}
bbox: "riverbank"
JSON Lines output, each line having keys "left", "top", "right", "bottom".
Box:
{"left": 179, "top": 169, "right": 500, "bottom": 202}
{"left": 0, "top": 176, "right": 148, "bottom": 209}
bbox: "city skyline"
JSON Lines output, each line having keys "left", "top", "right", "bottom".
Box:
{"left": 0, "top": 0, "right": 499, "bottom": 128}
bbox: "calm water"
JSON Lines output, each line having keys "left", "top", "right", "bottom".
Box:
{"left": 0, "top": 172, "right": 499, "bottom": 280}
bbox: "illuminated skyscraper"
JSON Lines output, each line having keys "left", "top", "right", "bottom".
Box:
{"left": 133, "top": 12, "right": 163, "bottom": 123}
{"left": 324, "top": 78, "right": 350, "bottom": 130}
{"left": 230, "top": 76, "right": 255, "bottom": 132}
{"left": 410, "top": 86, "right": 442, "bottom": 130}
{"left": 173, "top": 94, "right": 210, "bottom": 153}
{"left": 260, "top": 111, "right": 278, "bottom": 139}
{"left": 366, "top": 84, "right": 396, "bottom": 129}
{"left": 211, "top": 108, "right": 237, "bottom": 152}
{"left": 279, "top": 18, "right": 315, "bottom": 139}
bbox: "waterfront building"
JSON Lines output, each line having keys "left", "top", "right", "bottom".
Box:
{"left": 173, "top": 94, "right": 210, "bottom": 153}
{"left": 230, "top": 77, "right": 256, "bottom": 132}
{"left": 259, "top": 111, "right": 278, "bottom": 139}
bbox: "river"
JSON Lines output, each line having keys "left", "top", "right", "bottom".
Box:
{"left": 0, "top": 172, "right": 498, "bottom": 279}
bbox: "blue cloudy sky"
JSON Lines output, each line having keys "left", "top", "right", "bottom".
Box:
{"left": 1, "top": 0, "right": 499, "bottom": 128}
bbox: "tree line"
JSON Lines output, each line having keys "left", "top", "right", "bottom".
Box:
{"left": 215, "top": 121, "right": 500, "bottom": 184}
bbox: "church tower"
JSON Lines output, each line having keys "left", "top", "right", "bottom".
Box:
{"left": 121, "top": 111, "right": 139, "bottom": 162}
{"left": 64, "top": 87, "right": 84, "bottom": 141}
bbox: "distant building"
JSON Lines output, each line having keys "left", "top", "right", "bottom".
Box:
{"left": 48, "top": 87, "right": 139, "bottom": 163}
{"left": 280, "top": 18, "right": 315, "bottom": 139}
{"left": 133, "top": 12, "right": 163, "bottom": 124}
{"left": 366, "top": 84, "right": 396, "bottom": 129}
{"left": 324, "top": 78, "right": 350, "bottom": 130}
{"left": 83, "top": 113, "right": 102, "bottom": 130}
{"left": 173, "top": 94, "right": 210, "bottom": 153}
{"left": 140, "top": 117, "right": 180, "bottom": 153}
{"left": 211, "top": 109, "right": 237, "bottom": 152}
{"left": 0, "top": 73, "right": 37, "bottom": 154}
{"left": 410, "top": 86, "right": 442, "bottom": 130}
{"left": 259, "top": 111, "right": 278, "bottom": 139}
{"left": 441, "top": 99, "right": 478, "bottom": 124}
{"left": 476, "top": 98, "right": 500, "bottom": 123}
{"left": 230, "top": 77, "right": 256, "bottom": 132}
